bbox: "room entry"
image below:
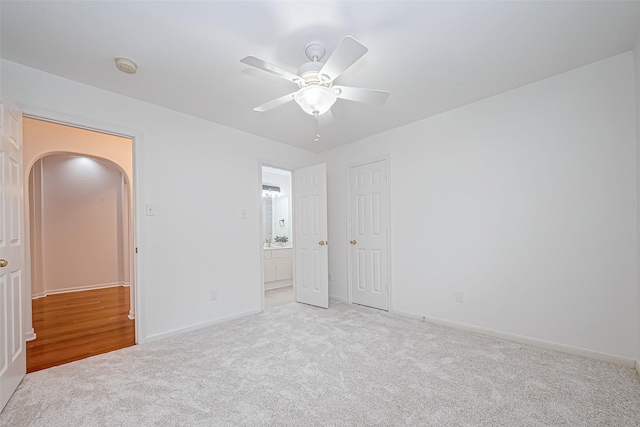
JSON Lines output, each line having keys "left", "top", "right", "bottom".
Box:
{"left": 22, "top": 118, "right": 135, "bottom": 373}
{"left": 261, "top": 163, "right": 329, "bottom": 310}
{"left": 349, "top": 159, "right": 390, "bottom": 311}
{"left": 262, "top": 167, "right": 294, "bottom": 309}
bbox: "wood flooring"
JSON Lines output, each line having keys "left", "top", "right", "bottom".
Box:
{"left": 27, "top": 286, "right": 135, "bottom": 373}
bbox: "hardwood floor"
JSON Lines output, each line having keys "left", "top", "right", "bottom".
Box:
{"left": 27, "top": 286, "right": 135, "bottom": 373}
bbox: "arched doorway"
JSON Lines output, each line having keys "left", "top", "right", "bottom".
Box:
{"left": 23, "top": 116, "right": 136, "bottom": 372}
{"left": 27, "top": 153, "right": 134, "bottom": 371}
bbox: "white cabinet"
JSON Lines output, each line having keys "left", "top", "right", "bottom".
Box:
{"left": 264, "top": 250, "right": 276, "bottom": 282}
{"left": 275, "top": 250, "right": 293, "bottom": 280}
{"left": 264, "top": 248, "right": 293, "bottom": 283}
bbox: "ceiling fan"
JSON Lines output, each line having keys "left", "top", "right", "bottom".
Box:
{"left": 241, "top": 36, "right": 389, "bottom": 138}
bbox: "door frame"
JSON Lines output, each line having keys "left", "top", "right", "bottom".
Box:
{"left": 257, "top": 160, "right": 295, "bottom": 311}
{"left": 19, "top": 105, "right": 146, "bottom": 344}
{"left": 346, "top": 154, "right": 392, "bottom": 311}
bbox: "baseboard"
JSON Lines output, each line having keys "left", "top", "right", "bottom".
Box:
{"left": 145, "top": 308, "right": 261, "bottom": 343}
{"left": 25, "top": 328, "right": 36, "bottom": 342}
{"left": 32, "top": 282, "right": 129, "bottom": 299}
{"left": 392, "top": 309, "right": 636, "bottom": 369}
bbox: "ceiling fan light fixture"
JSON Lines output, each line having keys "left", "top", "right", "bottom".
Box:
{"left": 294, "top": 85, "right": 337, "bottom": 116}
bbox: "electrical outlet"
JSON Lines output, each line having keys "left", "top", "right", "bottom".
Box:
{"left": 455, "top": 291, "right": 463, "bottom": 303}
{"left": 210, "top": 290, "right": 218, "bottom": 301}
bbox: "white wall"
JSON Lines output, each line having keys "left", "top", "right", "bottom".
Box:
{"left": 321, "top": 52, "right": 639, "bottom": 360}
{"left": 1, "top": 59, "right": 319, "bottom": 341}
{"left": 35, "top": 154, "right": 125, "bottom": 294}
{"left": 634, "top": 35, "right": 640, "bottom": 364}
{"left": 23, "top": 117, "right": 134, "bottom": 299}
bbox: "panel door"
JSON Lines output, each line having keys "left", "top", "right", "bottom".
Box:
{"left": 349, "top": 160, "right": 389, "bottom": 310}
{"left": 294, "top": 164, "right": 328, "bottom": 308}
{"left": 0, "top": 98, "right": 25, "bottom": 412}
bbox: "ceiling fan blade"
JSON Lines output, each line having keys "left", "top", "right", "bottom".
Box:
{"left": 319, "top": 36, "right": 368, "bottom": 81}
{"left": 334, "top": 86, "right": 390, "bottom": 105}
{"left": 318, "top": 109, "right": 334, "bottom": 126}
{"left": 253, "top": 92, "right": 296, "bottom": 112}
{"left": 241, "top": 56, "right": 301, "bottom": 83}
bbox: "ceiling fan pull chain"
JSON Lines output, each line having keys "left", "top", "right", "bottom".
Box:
{"left": 314, "top": 111, "right": 321, "bottom": 143}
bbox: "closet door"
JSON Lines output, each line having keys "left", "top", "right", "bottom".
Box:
{"left": 349, "top": 159, "right": 389, "bottom": 311}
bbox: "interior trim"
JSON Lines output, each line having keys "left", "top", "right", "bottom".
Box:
{"left": 393, "top": 309, "right": 636, "bottom": 368}
{"left": 31, "top": 283, "right": 130, "bottom": 299}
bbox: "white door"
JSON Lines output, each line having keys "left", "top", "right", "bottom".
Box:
{"left": 0, "top": 98, "right": 26, "bottom": 411}
{"left": 294, "top": 164, "right": 328, "bottom": 308}
{"left": 349, "top": 160, "right": 389, "bottom": 310}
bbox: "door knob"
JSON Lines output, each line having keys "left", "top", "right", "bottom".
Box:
{"left": 350, "top": 240, "right": 357, "bottom": 245}
{"left": 318, "top": 241, "right": 326, "bottom": 246}
{"left": 0, "top": 259, "right": 7, "bottom": 268}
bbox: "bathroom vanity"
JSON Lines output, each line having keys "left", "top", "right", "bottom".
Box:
{"left": 264, "top": 247, "right": 293, "bottom": 289}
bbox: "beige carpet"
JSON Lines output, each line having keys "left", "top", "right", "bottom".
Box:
{"left": 1, "top": 301, "right": 639, "bottom": 426}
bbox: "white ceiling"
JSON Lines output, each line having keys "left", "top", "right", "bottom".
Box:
{"left": 2, "top": 1, "right": 639, "bottom": 153}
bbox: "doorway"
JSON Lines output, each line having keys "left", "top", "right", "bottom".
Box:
{"left": 23, "top": 118, "right": 135, "bottom": 371}
{"left": 262, "top": 166, "right": 294, "bottom": 309}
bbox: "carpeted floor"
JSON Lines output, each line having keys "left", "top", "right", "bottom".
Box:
{"left": 1, "top": 301, "right": 639, "bottom": 426}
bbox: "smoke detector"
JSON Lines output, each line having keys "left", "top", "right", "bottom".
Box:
{"left": 115, "top": 57, "right": 137, "bottom": 74}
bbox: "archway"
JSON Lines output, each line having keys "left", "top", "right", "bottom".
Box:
{"left": 26, "top": 153, "right": 134, "bottom": 371}
{"left": 22, "top": 115, "right": 135, "bottom": 371}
